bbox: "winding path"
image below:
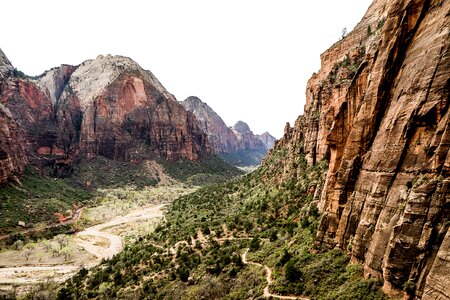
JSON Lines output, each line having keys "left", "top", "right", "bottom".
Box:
{"left": 0, "top": 204, "right": 166, "bottom": 290}
{"left": 75, "top": 204, "right": 165, "bottom": 259}
{"left": 241, "top": 248, "right": 309, "bottom": 300}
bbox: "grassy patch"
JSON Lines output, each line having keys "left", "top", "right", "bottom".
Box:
{"left": 159, "top": 155, "right": 243, "bottom": 183}
{"left": 218, "top": 149, "right": 268, "bottom": 167}
{"left": 73, "top": 156, "right": 159, "bottom": 189}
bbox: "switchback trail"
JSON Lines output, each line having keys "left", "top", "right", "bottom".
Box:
{"left": 241, "top": 248, "right": 309, "bottom": 300}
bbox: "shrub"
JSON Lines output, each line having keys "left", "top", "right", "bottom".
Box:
{"left": 285, "top": 259, "right": 301, "bottom": 282}
{"left": 249, "top": 236, "right": 260, "bottom": 251}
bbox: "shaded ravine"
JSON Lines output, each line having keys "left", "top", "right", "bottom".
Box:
{"left": 0, "top": 204, "right": 165, "bottom": 289}
{"left": 241, "top": 248, "right": 309, "bottom": 300}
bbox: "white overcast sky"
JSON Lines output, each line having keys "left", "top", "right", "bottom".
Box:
{"left": 1, "top": 0, "right": 372, "bottom": 138}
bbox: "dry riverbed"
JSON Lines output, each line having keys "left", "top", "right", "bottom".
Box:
{"left": 0, "top": 184, "right": 196, "bottom": 297}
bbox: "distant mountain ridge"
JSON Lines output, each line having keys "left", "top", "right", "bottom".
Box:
{"left": 256, "top": 132, "right": 276, "bottom": 149}
{"left": 181, "top": 96, "right": 276, "bottom": 166}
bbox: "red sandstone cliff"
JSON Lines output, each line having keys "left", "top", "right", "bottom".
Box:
{"left": 269, "top": 0, "right": 449, "bottom": 298}
{"left": 0, "top": 53, "right": 212, "bottom": 182}
{"left": 0, "top": 49, "right": 26, "bottom": 185}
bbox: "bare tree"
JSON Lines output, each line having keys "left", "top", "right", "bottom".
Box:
{"left": 341, "top": 27, "right": 348, "bottom": 39}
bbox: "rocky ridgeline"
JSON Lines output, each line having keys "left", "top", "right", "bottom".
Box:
{"left": 267, "top": 0, "right": 449, "bottom": 298}
{"left": 256, "top": 131, "right": 276, "bottom": 150}
{"left": 181, "top": 96, "right": 275, "bottom": 165}
{"left": 0, "top": 52, "right": 211, "bottom": 184}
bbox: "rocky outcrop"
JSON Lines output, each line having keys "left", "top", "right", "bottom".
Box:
{"left": 232, "top": 121, "right": 266, "bottom": 150}
{"left": 0, "top": 104, "right": 26, "bottom": 185}
{"left": 58, "top": 55, "right": 210, "bottom": 161}
{"left": 0, "top": 52, "right": 212, "bottom": 181}
{"left": 0, "top": 48, "right": 26, "bottom": 184}
{"left": 181, "top": 96, "right": 239, "bottom": 152}
{"left": 0, "top": 48, "right": 12, "bottom": 81}
{"left": 269, "top": 0, "right": 450, "bottom": 298}
{"left": 182, "top": 97, "right": 274, "bottom": 166}
{"left": 256, "top": 132, "right": 276, "bottom": 150}
{"left": 32, "top": 65, "right": 77, "bottom": 105}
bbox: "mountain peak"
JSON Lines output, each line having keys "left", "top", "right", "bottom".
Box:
{"left": 64, "top": 54, "right": 170, "bottom": 110}
{"left": 0, "top": 48, "right": 13, "bottom": 79}
{"left": 256, "top": 132, "right": 276, "bottom": 149}
{"left": 233, "top": 121, "right": 251, "bottom": 134}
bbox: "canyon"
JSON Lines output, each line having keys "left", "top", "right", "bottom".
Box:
{"left": 182, "top": 96, "right": 276, "bottom": 166}
{"left": 0, "top": 0, "right": 448, "bottom": 298}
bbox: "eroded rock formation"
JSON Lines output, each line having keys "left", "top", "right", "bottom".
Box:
{"left": 0, "top": 52, "right": 212, "bottom": 182}
{"left": 0, "top": 104, "right": 26, "bottom": 185}
{"left": 182, "top": 96, "right": 275, "bottom": 166}
{"left": 0, "top": 49, "right": 26, "bottom": 185}
{"left": 270, "top": 0, "right": 449, "bottom": 298}
{"left": 256, "top": 132, "right": 276, "bottom": 150}
{"left": 232, "top": 121, "right": 267, "bottom": 150}
{"left": 181, "top": 96, "right": 240, "bottom": 152}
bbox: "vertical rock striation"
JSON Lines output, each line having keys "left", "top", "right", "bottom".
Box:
{"left": 269, "top": 0, "right": 449, "bottom": 298}
{"left": 0, "top": 52, "right": 212, "bottom": 181}
{"left": 0, "top": 48, "right": 26, "bottom": 185}
{"left": 181, "top": 96, "right": 240, "bottom": 152}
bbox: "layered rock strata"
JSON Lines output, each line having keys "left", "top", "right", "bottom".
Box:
{"left": 0, "top": 53, "right": 211, "bottom": 181}
{"left": 270, "top": 0, "right": 450, "bottom": 298}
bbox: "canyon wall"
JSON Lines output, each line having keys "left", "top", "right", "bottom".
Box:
{"left": 181, "top": 96, "right": 240, "bottom": 153}
{"left": 271, "top": 0, "right": 449, "bottom": 298}
{"left": 0, "top": 52, "right": 212, "bottom": 182}
{"left": 0, "top": 49, "right": 26, "bottom": 185}
{"left": 182, "top": 96, "right": 275, "bottom": 166}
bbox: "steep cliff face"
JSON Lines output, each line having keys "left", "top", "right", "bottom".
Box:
{"left": 56, "top": 55, "right": 211, "bottom": 161}
{"left": 0, "top": 53, "right": 212, "bottom": 182}
{"left": 0, "top": 49, "right": 26, "bottom": 184}
{"left": 181, "top": 96, "right": 274, "bottom": 166}
{"left": 32, "top": 65, "right": 77, "bottom": 105}
{"left": 181, "top": 96, "right": 239, "bottom": 152}
{"left": 256, "top": 131, "right": 276, "bottom": 150}
{"left": 270, "top": 0, "right": 450, "bottom": 298}
{"left": 232, "top": 121, "right": 267, "bottom": 150}
{"left": 0, "top": 104, "right": 26, "bottom": 185}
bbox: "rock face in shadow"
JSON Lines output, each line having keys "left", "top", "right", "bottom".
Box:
{"left": 0, "top": 53, "right": 211, "bottom": 182}
{"left": 0, "top": 104, "right": 26, "bottom": 185}
{"left": 268, "top": 0, "right": 450, "bottom": 298}
{"left": 0, "top": 49, "right": 26, "bottom": 185}
{"left": 182, "top": 96, "right": 275, "bottom": 166}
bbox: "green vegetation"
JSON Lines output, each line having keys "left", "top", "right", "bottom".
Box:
{"left": 12, "top": 68, "right": 27, "bottom": 79}
{"left": 0, "top": 168, "right": 91, "bottom": 233}
{"left": 58, "top": 143, "right": 389, "bottom": 299}
{"left": 218, "top": 149, "right": 267, "bottom": 167}
{"left": 159, "top": 154, "right": 243, "bottom": 184}
{"left": 73, "top": 156, "right": 159, "bottom": 189}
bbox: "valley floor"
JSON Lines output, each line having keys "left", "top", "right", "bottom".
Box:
{"left": 0, "top": 184, "right": 194, "bottom": 297}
